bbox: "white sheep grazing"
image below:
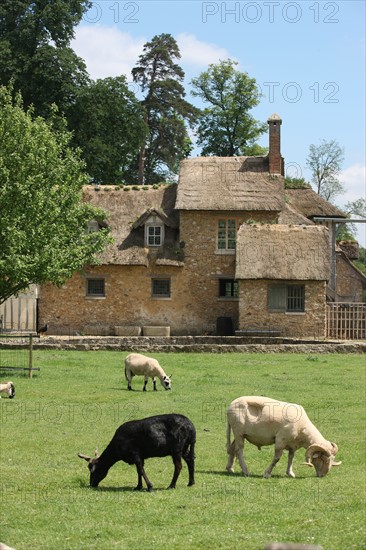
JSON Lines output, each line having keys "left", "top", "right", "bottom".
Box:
{"left": 124, "top": 353, "right": 172, "bottom": 391}
{"left": 226, "top": 396, "right": 341, "bottom": 478}
{"left": 0, "top": 381, "right": 15, "bottom": 399}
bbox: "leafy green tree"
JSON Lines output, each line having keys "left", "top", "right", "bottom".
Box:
{"left": 354, "top": 247, "right": 366, "bottom": 278}
{"left": 132, "top": 33, "right": 199, "bottom": 184}
{"left": 190, "top": 59, "right": 266, "bottom": 156}
{"left": 69, "top": 76, "right": 147, "bottom": 184}
{"left": 336, "top": 197, "right": 366, "bottom": 243}
{"left": 0, "top": 87, "right": 111, "bottom": 304}
{"left": 345, "top": 198, "right": 366, "bottom": 219}
{"left": 0, "top": 0, "right": 91, "bottom": 117}
{"left": 306, "top": 139, "right": 345, "bottom": 202}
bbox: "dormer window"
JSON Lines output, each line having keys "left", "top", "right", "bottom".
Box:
{"left": 132, "top": 209, "right": 176, "bottom": 249}
{"left": 145, "top": 215, "right": 164, "bottom": 247}
{"left": 87, "top": 220, "right": 100, "bottom": 233}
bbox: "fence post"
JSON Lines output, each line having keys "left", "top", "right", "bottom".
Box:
{"left": 29, "top": 334, "right": 33, "bottom": 379}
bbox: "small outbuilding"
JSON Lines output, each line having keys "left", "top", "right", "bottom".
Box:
{"left": 235, "top": 224, "right": 331, "bottom": 338}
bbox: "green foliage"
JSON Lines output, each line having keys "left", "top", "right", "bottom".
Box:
{"left": 336, "top": 224, "right": 357, "bottom": 242}
{"left": 190, "top": 59, "right": 266, "bottom": 156}
{"left": 354, "top": 246, "right": 366, "bottom": 277}
{"left": 0, "top": 0, "right": 91, "bottom": 117}
{"left": 1, "top": 350, "right": 364, "bottom": 549}
{"left": 306, "top": 139, "right": 345, "bottom": 202}
{"left": 344, "top": 198, "right": 366, "bottom": 238}
{"left": 345, "top": 197, "right": 366, "bottom": 218}
{"left": 0, "top": 87, "right": 111, "bottom": 303}
{"left": 69, "top": 76, "right": 147, "bottom": 184}
{"left": 284, "top": 177, "right": 312, "bottom": 189}
{"left": 132, "top": 33, "right": 200, "bottom": 184}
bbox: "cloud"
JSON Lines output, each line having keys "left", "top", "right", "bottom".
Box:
{"left": 71, "top": 25, "right": 145, "bottom": 81}
{"left": 176, "top": 32, "right": 234, "bottom": 68}
{"left": 339, "top": 164, "right": 366, "bottom": 204}
{"left": 72, "top": 26, "right": 235, "bottom": 82}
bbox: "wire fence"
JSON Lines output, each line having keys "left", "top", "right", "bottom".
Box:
{"left": 0, "top": 334, "right": 36, "bottom": 378}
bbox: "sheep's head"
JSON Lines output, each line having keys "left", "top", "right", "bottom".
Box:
{"left": 78, "top": 450, "right": 107, "bottom": 487}
{"left": 161, "top": 375, "right": 172, "bottom": 390}
{"left": 303, "top": 442, "right": 342, "bottom": 477}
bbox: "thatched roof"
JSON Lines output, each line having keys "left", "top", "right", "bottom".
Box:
{"left": 278, "top": 203, "right": 313, "bottom": 225}
{"left": 235, "top": 224, "right": 330, "bottom": 280}
{"left": 83, "top": 184, "right": 181, "bottom": 266}
{"left": 286, "top": 189, "right": 346, "bottom": 219}
{"left": 176, "top": 157, "right": 285, "bottom": 211}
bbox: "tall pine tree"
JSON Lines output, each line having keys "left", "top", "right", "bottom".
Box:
{"left": 132, "top": 33, "right": 199, "bottom": 184}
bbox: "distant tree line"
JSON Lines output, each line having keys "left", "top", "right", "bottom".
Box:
{"left": 0, "top": 1, "right": 267, "bottom": 185}
{"left": 1, "top": 2, "right": 364, "bottom": 242}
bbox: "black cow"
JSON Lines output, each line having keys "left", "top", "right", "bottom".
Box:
{"left": 78, "top": 414, "right": 196, "bottom": 491}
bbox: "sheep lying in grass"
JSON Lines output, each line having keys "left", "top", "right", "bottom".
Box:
{"left": 0, "top": 382, "right": 15, "bottom": 399}
{"left": 124, "top": 353, "right": 172, "bottom": 391}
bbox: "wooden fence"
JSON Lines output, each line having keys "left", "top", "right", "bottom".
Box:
{"left": 0, "top": 293, "right": 37, "bottom": 332}
{"left": 326, "top": 303, "right": 366, "bottom": 340}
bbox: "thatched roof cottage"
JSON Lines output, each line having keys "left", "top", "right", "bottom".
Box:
{"left": 38, "top": 114, "right": 362, "bottom": 338}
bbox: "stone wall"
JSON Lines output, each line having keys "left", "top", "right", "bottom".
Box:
{"left": 41, "top": 210, "right": 330, "bottom": 337}
{"left": 238, "top": 279, "right": 327, "bottom": 338}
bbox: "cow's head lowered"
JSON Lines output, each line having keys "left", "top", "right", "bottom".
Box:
{"left": 303, "top": 442, "right": 342, "bottom": 477}
{"left": 78, "top": 450, "right": 108, "bottom": 487}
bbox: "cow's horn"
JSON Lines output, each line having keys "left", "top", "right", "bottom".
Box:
{"left": 94, "top": 448, "right": 100, "bottom": 458}
{"left": 78, "top": 453, "right": 92, "bottom": 462}
{"left": 305, "top": 443, "right": 331, "bottom": 463}
{"left": 330, "top": 441, "right": 339, "bottom": 455}
{"left": 301, "top": 461, "right": 314, "bottom": 468}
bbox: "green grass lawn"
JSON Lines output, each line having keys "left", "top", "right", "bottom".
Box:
{"left": 1, "top": 351, "right": 365, "bottom": 550}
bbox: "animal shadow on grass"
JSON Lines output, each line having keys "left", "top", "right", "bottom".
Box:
{"left": 97, "top": 485, "right": 168, "bottom": 493}
{"left": 77, "top": 477, "right": 170, "bottom": 492}
{"left": 197, "top": 470, "right": 309, "bottom": 480}
{"left": 197, "top": 469, "right": 263, "bottom": 479}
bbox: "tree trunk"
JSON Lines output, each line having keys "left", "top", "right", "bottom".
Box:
{"left": 138, "top": 144, "right": 145, "bottom": 185}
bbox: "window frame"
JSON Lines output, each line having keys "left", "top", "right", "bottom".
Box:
{"left": 151, "top": 278, "right": 171, "bottom": 299}
{"left": 268, "top": 284, "right": 305, "bottom": 313}
{"left": 217, "top": 219, "right": 237, "bottom": 253}
{"left": 144, "top": 215, "right": 165, "bottom": 247}
{"left": 218, "top": 279, "right": 239, "bottom": 300}
{"left": 87, "top": 220, "right": 100, "bottom": 233}
{"left": 86, "top": 278, "right": 106, "bottom": 298}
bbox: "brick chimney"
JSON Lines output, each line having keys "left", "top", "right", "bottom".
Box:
{"left": 268, "top": 113, "right": 284, "bottom": 175}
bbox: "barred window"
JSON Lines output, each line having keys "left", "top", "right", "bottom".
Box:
{"left": 86, "top": 279, "right": 105, "bottom": 297}
{"left": 287, "top": 285, "right": 305, "bottom": 312}
{"left": 268, "top": 284, "right": 305, "bottom": 312}
{"left": 152, "top": 278, "right": 170, "bottom": 298}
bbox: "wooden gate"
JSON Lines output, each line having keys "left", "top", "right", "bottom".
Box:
{"left": 0, "top": 289, "right": 37, "bottom": 332}
{"left": 326, "top": 303, "right": 366, "bottom": 340}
